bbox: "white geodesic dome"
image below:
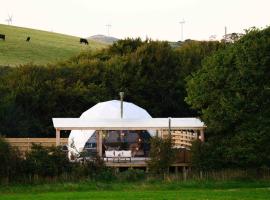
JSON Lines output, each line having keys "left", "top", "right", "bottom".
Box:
{"left": 68, "top": 100, "right": 152, "bottom": 156}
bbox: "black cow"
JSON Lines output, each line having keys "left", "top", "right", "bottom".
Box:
{"left": 80, "top": 38, "right": 88, "bottom": 45}
{"left": 26, "top": 36, "right": 31, "bottom": 42}
{"left": 0, "top": 34, "right": 5, "bottom": 41}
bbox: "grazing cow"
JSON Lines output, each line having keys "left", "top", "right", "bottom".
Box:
{"left": 0, "top": 34, "right": 5, "bottom": 41}
{"left": 26, "top": 36, "right": 31, "bottom": 42}
{"left": 80, "top": 38, "right": 88, "bottom": 45}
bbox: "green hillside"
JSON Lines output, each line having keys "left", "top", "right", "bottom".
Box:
{"left": 0, "top": 24, "right": 108, "bottom": 66}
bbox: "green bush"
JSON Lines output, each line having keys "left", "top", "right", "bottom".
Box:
{"left": 23, "top": 144, "right": 71, "bottom": 177}
{"left": 0, "top": 136, "right": 23, "bottom": 182}
{"left": 147, "top": 136, "right": 175, "bottom": 175}
{"left": 119, "top": 169, "right": 145, "bottom": 181}
{"left": 70, "top": 154, "right": 114, "bottom": 181}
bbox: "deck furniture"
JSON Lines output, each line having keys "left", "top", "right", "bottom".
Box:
{"left": 105, "top": 150, "right": 132, "bottom": 162}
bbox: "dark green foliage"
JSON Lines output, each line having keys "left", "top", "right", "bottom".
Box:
{"left": 108, "top": 38, "right": 144, "bottom": 55}
{"left": 176, "top": 40, "right": 225, "bottom": 78}
{"left": 0, "top": 137, "right": 22, "bottom": 182}
{"left": 190, "top": 139, "right": 228, "bottom": 170}
{"left": 0, "top": 140, "right": 114, "bottom": 183}
{"left": 0, "top": 64, "right": 109, "bottom": 137}
{"left": 7, "top": 32, "right": 270, "bottom": 171}
{"left": 23, "top": 144, "right": 71, "bottom": 177}
{"left": 118, "top": 169, "right": 145, "bottom": 181}
{"left": 147, "top": 136, "right": 175, "bottom": 174}
{"left": 0, "top": 39, "right": 222, "bottom": 137}
{"left": 122, "top": 41, "right": 190, "bottom": 117}
{"left": 186, "top": 27, "right": 270, "bottom": 169}
{"left": 71, "top": 154, "right": 115, "bottom": 181}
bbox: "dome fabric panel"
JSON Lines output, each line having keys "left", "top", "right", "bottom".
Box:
{"left": 68, "top": 100, "right": 152, "bottom": 155}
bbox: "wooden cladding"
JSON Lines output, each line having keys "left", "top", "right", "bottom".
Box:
{"left": 160, "top": 130, "right": 198, "bottom": 148}
{"left": 6, "top": 138, "right": 68, "bottom": 154}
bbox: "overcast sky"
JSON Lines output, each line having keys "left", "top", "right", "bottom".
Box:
{"left": 0, "top": 0, "right": 269, "bottom": 41}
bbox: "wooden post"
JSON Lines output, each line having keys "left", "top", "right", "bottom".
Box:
{"left": 200, "top": 129, "right": 205, "bottom": 142}
{"left": 56, "top": 129, "right": 60, "bottom": 146}
{"left": 168, "top": 117, "right": 171, "bottom": 136}
{"left": 175, "top": 166, "right": 178, "bottom": 174}
{"left": 27, "top": 137, "right": 30, "bottom": 151}
{"left": 183, "top": 166, "right": 187, "bottom": 181}
{"left": 96, "top": 131, "right": 103, "bottom": 157}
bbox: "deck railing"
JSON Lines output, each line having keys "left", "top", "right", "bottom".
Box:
{"left": 6, "top": 138, "right": 68, "bottom": 154}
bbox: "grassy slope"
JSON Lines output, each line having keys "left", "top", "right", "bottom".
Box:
{"left": 0, "top": 24, "right": 108, "bottom": 66}
{"left": 1, "top": 181, "right": 270, "bottom": 200}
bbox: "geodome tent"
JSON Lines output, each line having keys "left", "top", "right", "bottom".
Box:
{"left": 68, "top": 100, "right": 153, "bottom": 155}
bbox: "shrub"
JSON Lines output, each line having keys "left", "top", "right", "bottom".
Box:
{"left": 23, "top": 144, "right": 71, "bottom": 177}
{"left": 119, "top": 169, "right": 145, "bottom": 181}
{"left": 0, "top": 136, "right": 23, "bottom": 182}
{"left": 147, "top": 136, "right": 175, "bottom": 175}
{"left": 70, "top": 154, "right": 114, "bottom": 181}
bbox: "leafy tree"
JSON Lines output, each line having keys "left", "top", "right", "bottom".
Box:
{"left": 186, "top": 27, "right": 270, "bottom": 168}
{"left": 108, "top": 38, "right": 144, "bottom": 55}
{"left": 175, "top": 40, "right": 225, "bottom": 78}
{"left": 115, "top": 41, "right": 194, "bottom": 117}
{"left": 0, "top": 39, "right": 222, "bottom": 137}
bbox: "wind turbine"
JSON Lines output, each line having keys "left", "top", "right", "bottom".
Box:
{"left": 105, "top": 24, "right": 112, "bottom": 36}
{"left": 6, "top": 14, "right": 13, "bottom": 25}
{"left": 179, "top": 19, "right": 185, "bottom": 41}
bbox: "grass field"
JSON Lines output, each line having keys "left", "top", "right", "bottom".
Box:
{"left": 0, "top": 24, "right": 108, "bottom": 66}
{"left": 1, "top": 180, "right": 270, "bottom": 200}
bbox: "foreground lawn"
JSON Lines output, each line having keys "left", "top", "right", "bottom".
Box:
{"left": 1, "top": 180, "right": 270, "bottom": 200}
{"left": 1, "top": 189, "right": 270, "bottom": 200}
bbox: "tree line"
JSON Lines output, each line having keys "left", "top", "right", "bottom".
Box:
{"left": 0, "top": 38, "right": 222, "bottom": 137}
{"left": 189, "top": 27, "right": 270, "bottom": 169}
{"left": 1, "top": 26, "right": 270, "bottom": 169}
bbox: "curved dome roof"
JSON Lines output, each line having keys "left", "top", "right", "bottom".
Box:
{"left": 68, "top": 100, "right": 152, "bottom": 154}
{"left": 80, "top": 100, "right": 152, "bottom": 119}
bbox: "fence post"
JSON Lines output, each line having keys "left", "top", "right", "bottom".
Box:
{"left": 183, "top": 166, "right": 187, "bottom": 181}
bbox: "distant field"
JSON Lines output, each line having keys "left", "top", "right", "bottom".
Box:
{"left": 0, "top": 24, "right": 108, "bottom": 66}
{"left": 1, "top": 180, "right": 270, "bottom": 200}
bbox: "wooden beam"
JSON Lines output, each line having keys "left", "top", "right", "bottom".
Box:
{"left": 56, "top": 129, "right": 61, "bottom": 146}
{"left": 53, "top": 127, "right": 206, "bottom": 131}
